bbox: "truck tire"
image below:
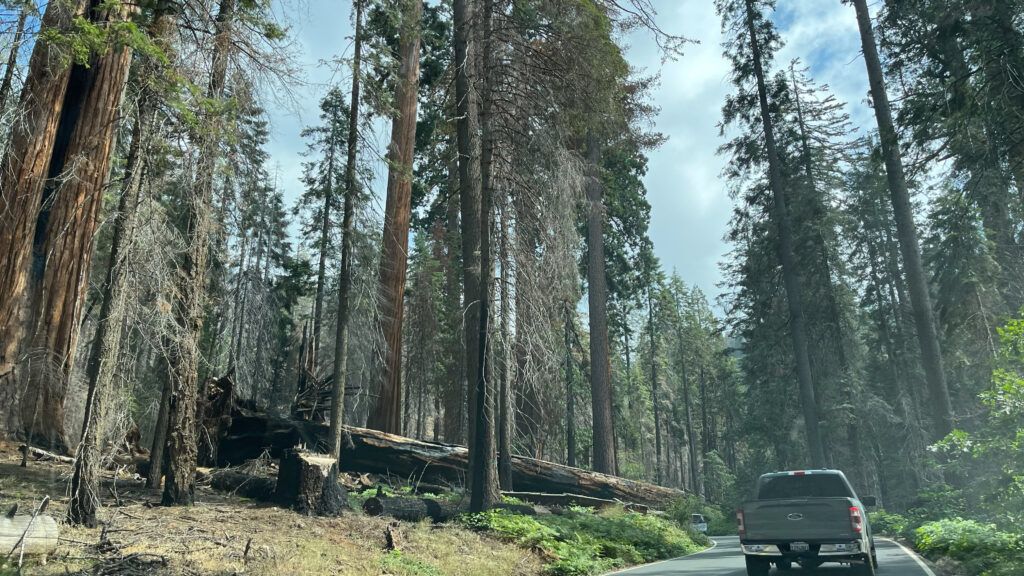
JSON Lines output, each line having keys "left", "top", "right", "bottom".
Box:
{"left": 745, "top": 557, "right": 771, "bottom": 576}
{"left": 851, "top": 555, "right": 876, "bottom": 575}
{"left": 775, "top": 558, "right": 793, "bottom": 570}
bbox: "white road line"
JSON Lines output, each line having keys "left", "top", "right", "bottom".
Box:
{"left": 603, "top": 536, "right": 720, "bottom": 575}
{"left": 880, "top": 537, "right": 937, "bottom": 576}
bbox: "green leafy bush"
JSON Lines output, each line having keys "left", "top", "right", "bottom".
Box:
{"left": 869, "top": 510, "right": 908, "bottom": 537}
{"left": 461, "top": 506, "right": 705, "bottom": 575}
{"left": 914, "top": 518, "right": 1024, "bottom": 576}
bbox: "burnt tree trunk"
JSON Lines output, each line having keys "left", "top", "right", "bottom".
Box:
{"left": 164, "top": 0, "right": 235, "bottom": 506}
{"left": 366, "top": 0, "right": 422, "bottom": 435}
{"left": 0, "top": 0, "right": 85, "bottom": 441}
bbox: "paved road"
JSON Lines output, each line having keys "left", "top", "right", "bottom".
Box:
{"left": 610, "top": 536, "right": 935, "bottom": 576}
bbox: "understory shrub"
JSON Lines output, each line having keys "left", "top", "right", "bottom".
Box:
{"left": 869, "top": 509, "right": 908, "bottom": 537}
{"left": 914, "top": 518, "right": 1024, "bottom": 576}
{"left": 461, "top": 506, "right": 706, "bottom": 575}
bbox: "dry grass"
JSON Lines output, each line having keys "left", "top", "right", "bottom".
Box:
{"left": 0, "top": 443, "right": 544, "bottom": 575}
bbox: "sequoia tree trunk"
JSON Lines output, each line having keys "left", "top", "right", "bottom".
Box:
{"left": 851, "top": 0, "right": 955, "bottom": 438}
{"left": 366, "top": 0, "right": 422, "bottom": 434}
{"left": 0, "top": 0, "right": 86, "bottom": 440}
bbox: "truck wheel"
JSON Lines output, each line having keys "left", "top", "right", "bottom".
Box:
{"left": 851, "top": 555, "right": 876, "bottom": 575}
{"left": 775, "top": 558, "right": 792, "bottom": 570}
{"left": 744, "top": 557, "right": 771, "bottom": 576}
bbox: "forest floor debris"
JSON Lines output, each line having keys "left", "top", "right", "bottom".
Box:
{"left": 0, "top": 442, "right": 542, "bottom": 576}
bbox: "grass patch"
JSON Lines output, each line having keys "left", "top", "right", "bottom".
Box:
{"left": 461, "top": 506, "right": 707, "bottom": 575}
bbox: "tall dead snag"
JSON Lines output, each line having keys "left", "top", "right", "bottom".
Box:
{"left": 329, "top": 0, "right": 363, "bottom": 460}
{"left": 584, "top": 131, "right": 618, "bottom": 476}
{"left": 366, "top": 0, "right": 422, "bottom": 435}
{"left": 743, "top": 0, "right": 826, "bottom": 467}
{"left": 0, "top": 0, "right": 85, "bottom": 442}
{"left": 69, "top": 3, "right": 177, "bottom": 527}
{"left": 850, "top": 0, "right": 955, "bottom": 438}
{"left": 164, "top": 0, "right": 236, "bottom": 506}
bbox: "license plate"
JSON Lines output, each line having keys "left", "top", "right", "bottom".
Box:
{"left": 791, "top": 542, "right": 809, "bottom": 552}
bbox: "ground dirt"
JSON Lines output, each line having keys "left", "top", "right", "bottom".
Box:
{"left": 0, "top": 442, "right": 544, "bottom": 575}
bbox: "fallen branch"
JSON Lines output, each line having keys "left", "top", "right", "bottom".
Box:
{"left": 502, "top": 491, "right": 648, "bottom": 513}
{"left": 18, "top": 445, "right": 73, "bottom": 465}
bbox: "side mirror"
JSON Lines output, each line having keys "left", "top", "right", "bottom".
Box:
{"left": 861, "top": 496, "right": 877, "bottom": 507}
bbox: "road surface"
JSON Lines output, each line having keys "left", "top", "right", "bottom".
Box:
{"left": 609, "top": 536, "right": 935, "bottom": 575}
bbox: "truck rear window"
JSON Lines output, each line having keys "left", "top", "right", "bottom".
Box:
{"left": 757, "top": 474, "right": 852, "bottom": 499}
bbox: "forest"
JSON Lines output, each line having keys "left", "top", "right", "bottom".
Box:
{"left": 0, "top": 0, "right": 1021, "bottom": 575}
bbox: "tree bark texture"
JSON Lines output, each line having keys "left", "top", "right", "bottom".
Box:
{"left": 366, "top": 0, "right": 422, "bottom": 435}
{"left": 744, "top": 0, "right": 826, "bottom": 467}
{"left": 164, "top": 0, "right": 236, "bottom": 506}
{"left": 0, "top": 0, "right": 86, "bottom": 441}
{"left": 329, "top": 0, "right": 363, "bottom": 460}
{"left": 584, "top": 132, "right": 617, "bottom": 475}
{"left": 851, "top": 0, "right": 955, "bottom": 437}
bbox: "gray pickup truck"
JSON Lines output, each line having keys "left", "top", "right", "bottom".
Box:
{"left": 738, "top": 470, "right": 877, "bottom": 575}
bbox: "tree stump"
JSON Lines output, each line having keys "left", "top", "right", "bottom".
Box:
{"left": 274, "top": 449, "right": 347, "bottom": 516}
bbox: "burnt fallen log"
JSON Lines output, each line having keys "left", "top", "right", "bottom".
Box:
{"left": 206, "top": 470, "right": 277, "bottom": 501}
{"left": 216, "top": 406, "right": 685, "bottom": 509}
{"left": 362, "top": 491, "right": 462, "bottom": 523}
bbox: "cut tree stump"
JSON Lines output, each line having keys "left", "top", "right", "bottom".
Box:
{"left": 1, "top": 515, "right": 58, "bottom": 556}
{"left": 274, "top": 449, "right": 347, "bottom": 516}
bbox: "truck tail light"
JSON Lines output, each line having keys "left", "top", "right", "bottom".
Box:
{"left": 737, "top": 510, "right": 746, "bottom": 534}
{"left": 849, "top": 506, "right": 863, "bottom": 533}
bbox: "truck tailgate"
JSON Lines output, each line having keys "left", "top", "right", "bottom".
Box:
{"left": 744, "top": 498, "right": 857, "bottom": 541}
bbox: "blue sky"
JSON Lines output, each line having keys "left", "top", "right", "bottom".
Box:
{"left": 265, "top": 0, "right": 878, "bottom": 307}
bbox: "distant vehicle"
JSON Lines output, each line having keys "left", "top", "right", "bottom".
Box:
{"left": 737, "top": 470, "right": 877, "bottom": 575}
{"left": 690, "top": 513, "right": 708, "bottom": 533}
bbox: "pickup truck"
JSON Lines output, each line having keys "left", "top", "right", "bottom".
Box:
{"left": 737, "top": 470, "right": 877, "bottom": 575}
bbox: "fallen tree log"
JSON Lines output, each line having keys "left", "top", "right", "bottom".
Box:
{"left": 362, "top": 492, "right": 462, "bottom": 523}
{"left": 1, "top": 514, "right": 58, "bottom": 557}
{"left": 216, "top": 407, "right": 685, "bottom": 509}
{"left": 501, "top": 491, "right": 648, "bottom": 513}
{"left": 206, "top": 470, "right": 277, "bottom": 502}
{"left": 18, "top": 445, "right": 73, "bottom": 465}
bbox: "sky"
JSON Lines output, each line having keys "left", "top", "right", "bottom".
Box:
{"left": 265, "top": 0, "right": 879, "bottom": 309}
